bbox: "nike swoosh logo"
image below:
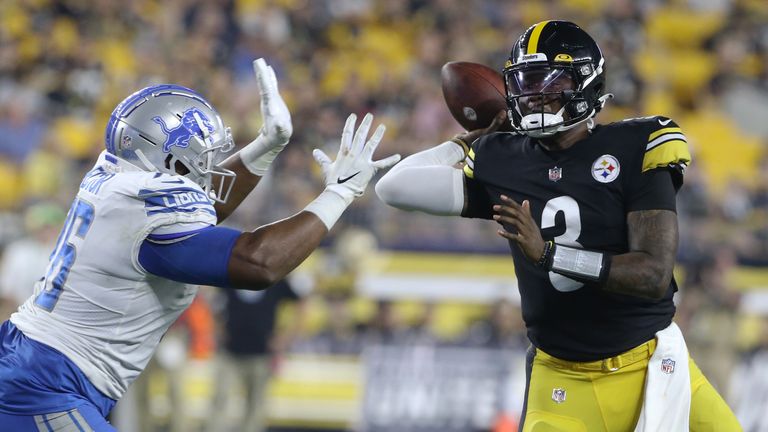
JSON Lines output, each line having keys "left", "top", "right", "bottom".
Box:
{"left": 658, "top": 118, "right": 672, "bottom": 126}
{"left": 160, "top": 178, "right": 186, "bottom": 184}
{"left": 337, "top": 172, "right": 360, "bottom": 184}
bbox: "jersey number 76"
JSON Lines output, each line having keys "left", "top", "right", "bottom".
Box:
{"left": 34, "top": 198, "right": 95, "bottom": 312}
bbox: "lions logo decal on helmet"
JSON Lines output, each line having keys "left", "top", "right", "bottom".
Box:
{"left": 153, "top": 107, "right": 215, "bottom": 153}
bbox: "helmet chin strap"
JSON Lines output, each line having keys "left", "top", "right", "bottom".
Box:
{"left": 597, "top": 93, "right": 614, "bottom": 109}
{"left": 133, "top": 149, "right": 158, "bottom": 172}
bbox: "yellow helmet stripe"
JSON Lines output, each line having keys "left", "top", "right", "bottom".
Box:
{"left": 527, "top": 20, "right": 551, "bottom": 54}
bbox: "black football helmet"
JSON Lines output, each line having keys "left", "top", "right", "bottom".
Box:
{"left": 503, "top": 20, "right": 611, "bottom": 138}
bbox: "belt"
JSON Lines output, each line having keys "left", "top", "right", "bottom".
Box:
{"left": 537, "top": 338, "right": 657, "bottom": 372}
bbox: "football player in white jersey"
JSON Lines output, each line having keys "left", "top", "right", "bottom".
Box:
{"left": 0, "top": 58, "right": 400, "bottom": 431}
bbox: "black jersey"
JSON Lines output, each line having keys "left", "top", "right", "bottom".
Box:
{"left": 462, "top": 116, "right": 691, "bottom": 361}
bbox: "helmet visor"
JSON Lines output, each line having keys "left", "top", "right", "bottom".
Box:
{"left": 506, "top": 66, "right": 575, "bottom": 96}
{"left": 505, "top": 66, "right": 576, "bottom": 117}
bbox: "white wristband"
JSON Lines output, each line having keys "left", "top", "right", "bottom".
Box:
{"left": 303, "top": 185, "right": 355, "bottom": 230}
{"left": 239, "top": 134, "right": 283, "bottom": 176}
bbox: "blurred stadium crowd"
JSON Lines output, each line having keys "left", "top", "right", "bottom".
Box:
{"left": 1, "top": 0, "right": 768, "bottom": 431}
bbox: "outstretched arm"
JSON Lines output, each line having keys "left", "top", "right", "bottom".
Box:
{"left": 229, "top": 113, "right": 399, "bottom": 288}
{"left": 375, "top": 141, "right": 466, "bottom": 215}
{"left": 215, "top": 58, "right": 292, "bottom": 223}
{"left": 376, "top": 110, "right": 507, "bottom": 215}
{"left": 141, "top": 114, "right": 400, "bottom": 290}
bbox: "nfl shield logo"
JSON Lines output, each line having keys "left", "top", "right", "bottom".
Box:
{"left": 552, "top": 388, "right": 566, "bottom": 404}
{"left": 661, "top": 358, "right": 676, "bottom": 374}
{"left": 548, "top": 166, "right": 562, "bottom": 182}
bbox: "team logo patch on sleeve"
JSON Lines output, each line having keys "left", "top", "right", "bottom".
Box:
{"left": 591, "top": 154, "right": 620, "bottom": 183}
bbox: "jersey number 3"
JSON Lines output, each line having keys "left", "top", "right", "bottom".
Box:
{"left": 541, "top": 196, "right": 584, "bottom": 292}
{"left": 34, "top": 199, "right": 95, "bottom": 311}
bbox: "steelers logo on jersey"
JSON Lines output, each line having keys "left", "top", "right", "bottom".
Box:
{"left": 591, "top": 154, "right": 620, "bottom": 183}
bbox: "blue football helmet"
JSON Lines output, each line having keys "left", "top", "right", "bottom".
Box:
{"left": 105, "top": 84, "right": 235, "bottom": 203}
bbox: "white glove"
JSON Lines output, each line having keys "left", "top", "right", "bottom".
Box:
{"left": 304, "top": 113, "right": 400, "bottom": 229}
{"left": 313, "top": 113, "right": 401, "bottom": 202}
{"left": 239, "top": 58, "right": 293, "bottom": 175}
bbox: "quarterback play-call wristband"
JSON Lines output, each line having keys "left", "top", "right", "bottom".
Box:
{"left": 548, "top": 243, "right": 611, "bottom": 283}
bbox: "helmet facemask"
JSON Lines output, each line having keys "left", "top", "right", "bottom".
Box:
{"left": 504, "top": 58, "right": 606, "bottom": 138}
{"left": 161, "top": 122, "right": 236, "bottom": 204}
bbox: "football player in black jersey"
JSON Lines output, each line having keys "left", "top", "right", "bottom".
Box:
{"left": 376, "top": 20, "right": 741, "bottom": 431}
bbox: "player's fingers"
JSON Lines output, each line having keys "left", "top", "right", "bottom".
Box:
{"left": 485, "top": 110, "right": 508, "bottom": 133}
{"left": 372, "top": 153, "right": 401, "bottom": 169}
{"left": 340, "top": 114, "right": 357, "bottom": 155}
{"left": 496, "top": 228, "right": 520, "bottom": 242}
{"left": 522, "top": 200, "right": 533, "bottom": 217}
{"left": 492, "top": 213, "right": 526, "bottom": 229}
{"left": 353, "top": 113, "right": 373, "bottom": 155}
{"left": 312, "top": 149, "right": 332, "bottom": 176}
{"left": 499, "top": 195, "right": 522, "bottom": 210}
{"left": 493, "top": 204, "right": 522, "bottom": 219}
{"left": 253, "top": 59, "right": 272, "bottom": 99}
{"left": 364, "top": 124, "right": 386, "bottom": 159}
{"left": 493, "top": 204, "right": 515, "bottom": 217}
{"left": 500, "top": 215, "right": 539, "bottom": 240}
{"left": 268, "top": 65, "right": 279, "bottom": 92}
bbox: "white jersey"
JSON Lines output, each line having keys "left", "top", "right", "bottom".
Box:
{"left": 11, "top": 151, "right": 217, "bottom": 399}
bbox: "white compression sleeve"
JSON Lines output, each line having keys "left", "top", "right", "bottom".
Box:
{"left": 375, "top": 141, "right": 466, "bottom": 216}
{"left": 388, "top": 140, "right": 466, "bottom": 173}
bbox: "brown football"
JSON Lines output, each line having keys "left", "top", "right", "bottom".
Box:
{"left": 441, "top": 61, "right": 513, "bottom": 132}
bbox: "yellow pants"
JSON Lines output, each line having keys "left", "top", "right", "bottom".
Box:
{"left": 521, "top": 339, "right": 742, "bottom": 431}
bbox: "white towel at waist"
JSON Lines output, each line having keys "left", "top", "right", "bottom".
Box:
{"left": 634, "top": 321, "right": 691, "bottom": 432}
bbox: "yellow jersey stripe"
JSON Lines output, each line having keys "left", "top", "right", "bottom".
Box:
{"left": 464, "top": 148, "right": 476, "bottom": 178}
{"left": 463, "top": 164, "right": 474, "bottom": 179}
{"left": 648, "top": 127, "right": 682, "bottom": 142}
{"left": 646, "top": 133, "right": 686, "bottom": 151}
{"left": 527, "top": 21, "right": 551, "bottom": 54}
{"left": 642, "top": 139, "right": 691, "bottom": 172}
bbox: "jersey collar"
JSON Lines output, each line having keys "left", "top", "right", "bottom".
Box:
{"left": 95, "top": 150, "right": 147, "bottom": 173}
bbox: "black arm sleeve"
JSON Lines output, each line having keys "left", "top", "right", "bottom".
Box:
{"left": 626, "top": 168, "right": 678, "bottom": 213}
{"left": 460, "top": 138, "right": 494, "bottom": 220}
{"left": 461, "top": 175, "right": 494, "bottom": 219}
